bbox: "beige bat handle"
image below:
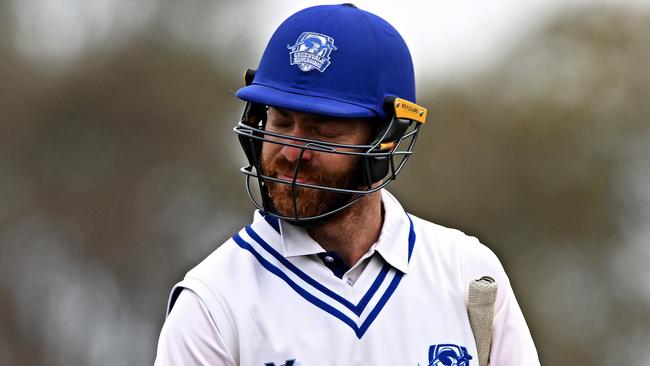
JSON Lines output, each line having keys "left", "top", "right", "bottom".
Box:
{"left": 468, "top": 276, "right": 497, "bottom": 366}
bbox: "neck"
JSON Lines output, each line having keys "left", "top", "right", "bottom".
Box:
{"left": 307, "top": 191, "right": 383, "bottom": 268}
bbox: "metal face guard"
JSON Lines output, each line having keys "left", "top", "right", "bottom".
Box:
{"left": 234, "top": 95, "right": 425, "bottom": 224}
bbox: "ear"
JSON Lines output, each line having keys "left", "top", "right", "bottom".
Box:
{"left": 359, "top": 96, "right": 427, "bottom": 185}
{"left": 238, "top": 69, "right": 269, "bottom": 167}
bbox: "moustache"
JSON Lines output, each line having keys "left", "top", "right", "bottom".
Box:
{"left": 262, "top": 154, "right": 326, "bottom": 185}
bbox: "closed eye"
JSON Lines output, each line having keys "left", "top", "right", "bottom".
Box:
{"left": 267, "top": 119, "right": 293, "bottom": 131}
{"left": 316, "top": 126, "right": 344, "bottom": 139}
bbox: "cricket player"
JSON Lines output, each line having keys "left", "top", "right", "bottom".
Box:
{"left": 155, "top": 4, "right": 540, "bottom": 365}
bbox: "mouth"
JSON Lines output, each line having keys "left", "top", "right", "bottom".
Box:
{"left": 278, "top": 174, "right": 309, "bottom": 184}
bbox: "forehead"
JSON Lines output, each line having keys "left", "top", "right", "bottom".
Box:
{"left": 268, "top": 106, "right": 374, "bottom": 128}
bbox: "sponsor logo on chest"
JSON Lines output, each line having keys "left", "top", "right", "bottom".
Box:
{"left": 420, "top": 344, "right": 473, "bottom": 366}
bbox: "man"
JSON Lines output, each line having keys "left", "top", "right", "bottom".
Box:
{"left": 155, "top": 4, "right": 539, "bottom": 365}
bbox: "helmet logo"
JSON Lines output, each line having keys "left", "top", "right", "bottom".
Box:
{"left": 287, "top": 32, "right": 337, "bottom": 72}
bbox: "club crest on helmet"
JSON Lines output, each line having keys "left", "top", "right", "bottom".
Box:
{"left": 287, "top": 32, "right": 337, "bottom": 72}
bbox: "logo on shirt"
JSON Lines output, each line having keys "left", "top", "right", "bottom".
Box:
{"left": 287, "top": 32, "right": 337, "bottom": 72}
{"left": 265, "top": 360, "right": 299, "bottom": 366}
{"left": 420, "top": 344, "right": 473, "bottom": 366}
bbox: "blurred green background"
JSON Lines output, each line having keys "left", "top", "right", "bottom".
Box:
{"left": 1, "top": 1, "right": 649, "bottom": 365}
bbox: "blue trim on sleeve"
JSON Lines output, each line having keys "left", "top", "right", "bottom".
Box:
{"left": 407, "top": 214, "right": 415, "bottom": 261}
{"left": 167, "top": 286, "right": 185, "bottom": 315}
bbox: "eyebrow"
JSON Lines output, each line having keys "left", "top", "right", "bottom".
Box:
{"left": 272, "top": 107, "right": 334, "bottom": 123}
{"left": 272, "top": 107, "right": 291, "bottom": 118}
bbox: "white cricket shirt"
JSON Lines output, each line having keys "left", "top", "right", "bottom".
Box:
{"left": 155, "top": 190, "right": 539, "bottom": 365}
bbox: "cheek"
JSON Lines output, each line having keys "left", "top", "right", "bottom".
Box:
{"left": 318, "top": 152, "right": 359, "bottom": 172}
{"left": 261, "top": 141, "right": 280, "bottom": 160}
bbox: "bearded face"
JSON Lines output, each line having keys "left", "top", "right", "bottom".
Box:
{"left": 261, "top": 147, "right": 359, "bottom": 219}
{"left": 258, "top": 107, "right": 375, "bottom": 219}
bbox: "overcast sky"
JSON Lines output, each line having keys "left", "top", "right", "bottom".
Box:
{"left": 11, "top": 0, "right": 650, "bottom": 81}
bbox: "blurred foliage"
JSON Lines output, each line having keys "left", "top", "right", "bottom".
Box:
{"left": 1, "top": 2, "right": 649, "bottom": 365}
{"left": 396, "top": 8, "right": 650, "bottom": 365}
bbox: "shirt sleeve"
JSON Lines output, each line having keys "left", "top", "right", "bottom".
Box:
{"left": 462, "top": 239, "right": 540, "bottom": 366}
{"left": 154, "top": 289, "right": 237, "bottom": 366}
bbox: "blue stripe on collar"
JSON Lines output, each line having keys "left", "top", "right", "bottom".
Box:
{"left": 262, "top": 212, "right": 281, "bottom": 234}
{"left": 230, "top": 214, "right": 416, "bottom": 338}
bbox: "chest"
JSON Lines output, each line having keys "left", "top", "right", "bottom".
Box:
{"left": 228, "top": 257, "right": 478, "bottom": 366}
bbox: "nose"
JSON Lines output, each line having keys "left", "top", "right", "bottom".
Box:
{"left": 279, "top": 132, "right": 313, "bottom": 163}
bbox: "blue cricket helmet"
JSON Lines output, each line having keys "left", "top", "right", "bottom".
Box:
{"left": 234, "top": 3, "right": 426, "bottom": 224}
{"left": 236, "top": 3, "right": 416, "bottom": 119}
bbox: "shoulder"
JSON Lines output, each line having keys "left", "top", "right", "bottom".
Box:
{"left": 172, "top": 234, "right": 251, "bottom": 307}
{"left": 177, "top": 234, "right": 260, "bottom": 309}
{"left": 408, "top": 214, "right": 508, "bottom": 289}
{"left": 186, "top": 237, "right": 244, "bottom": 283}
{"left": 409, "top": 214, "right": 500, "bottom": 264}
{"left": 164, "top": 233, "right": 259, "bottom": 359}
{"left": 170, "top": 213, "right": 284, "bottom": 314}
{"left": 155, "top": 289, "right": 237, "bottom": 366}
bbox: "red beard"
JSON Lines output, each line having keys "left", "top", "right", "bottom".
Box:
{"left": 261, "top": 152, "right": 359, "bottom": 218}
